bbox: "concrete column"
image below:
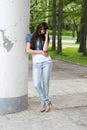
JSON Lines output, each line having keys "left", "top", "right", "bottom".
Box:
{"left": 0, "top": 0, "right": 30, "bottom": 113}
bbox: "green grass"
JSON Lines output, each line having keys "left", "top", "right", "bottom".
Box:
{"left": 49, "top": 47, "right": 87, "bottom": 66}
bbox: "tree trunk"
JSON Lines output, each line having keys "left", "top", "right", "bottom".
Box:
{"left": 57, "top": 0, "right": 63, "bottom": 53}
{"left": 52, "top": 0, "right": 56, "bottom": 50}
{"left": 46, "top": 0, "right": 49, "bottom": 23}
{"left": 83, "top": 0, "right": 87, "bottom": 55}
{"left": 78, "top": 17, "right": 84, "bottom": 52}
{"left": 78, "top": 0, "right": 87, "bottom": 55}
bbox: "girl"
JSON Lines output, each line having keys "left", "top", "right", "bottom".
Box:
{"left": 25, "top": 22, "right": 52, "bottom": 112}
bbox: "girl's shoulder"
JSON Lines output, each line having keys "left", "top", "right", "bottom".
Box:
{"left": 26, "top": 33, "right": 33, "bottom": 39}
{"left": 26, "top": 33, "right": 33, "bottom": 43}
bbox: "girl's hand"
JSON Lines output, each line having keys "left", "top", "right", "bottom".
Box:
{"left": 42, "top": 51, "right": 48, "bottom": 57}
{"left": 45, "top": 29, "right": 48, "bottom": 38}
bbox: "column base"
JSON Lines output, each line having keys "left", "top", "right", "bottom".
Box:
{"left": 0, "top": 95, "right": 28, "bottom": 113}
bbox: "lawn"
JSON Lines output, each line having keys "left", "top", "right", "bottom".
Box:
{"left": 49, "top": 32, "right": 87, "bottom": 66}
{"left": 49, "top": 47, "right": 87, "bottom": 66}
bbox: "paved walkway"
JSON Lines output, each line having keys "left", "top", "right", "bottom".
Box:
{"left": 0, "top": 59, "right": 87, "bottom": 130}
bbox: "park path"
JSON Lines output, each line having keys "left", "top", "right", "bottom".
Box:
{"left": 0, "top": 59, "right": 87, "bottom": 130}
{"left": 28, "top": 59, "right": 87, "bottom": 109}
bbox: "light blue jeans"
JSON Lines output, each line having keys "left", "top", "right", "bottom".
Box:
{"left": 33, "top": 61, "right": 52, "bottom": 106}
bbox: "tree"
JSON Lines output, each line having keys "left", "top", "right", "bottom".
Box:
{"left": 78, "top": 0, "right": 87, "bottom": 55}
{"left": 57, "top": 0, "right": 63, "bottom": 53}
{"left": 82, "top": 0, "right": 87, "bottom": 55}
{"left": 52, "top": 0, "right": 56, "bottom": 50}
{"left": 78, "top": 17, "right": 85, "bottom": 52}
{"left": 46, "top": 0, "right": 49, "bottom": 23}
{"left": 30, "top": 0, "right": 49, "bottom": 32}
{"left": 63, "top": 1, "right": 82, "bottom": 42}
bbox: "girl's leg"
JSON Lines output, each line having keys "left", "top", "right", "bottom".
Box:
{"left": 42, "top": 61, "right": 52, "bottom": 105}
{"left": 33, "top": 63, "right": 46, "bottom": 106}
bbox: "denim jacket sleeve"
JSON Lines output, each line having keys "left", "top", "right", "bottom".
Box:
{"left": 26, "top": 34, "right": 33, "bottom": 43}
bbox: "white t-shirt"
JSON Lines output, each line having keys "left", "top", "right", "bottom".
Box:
{"left": 32, "top": 54, "right": 51, "bottom": 63}
{"left": 26, "top": 33, "right": 51, "bottom": 63}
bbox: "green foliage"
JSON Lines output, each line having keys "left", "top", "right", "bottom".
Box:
{"left": 30, "top": 0, "right": 83, "bottom": 33}
{"left": 29, "top": 0, "right": 87, "bottom": 58}
{"left": 49, "top": 29, "right": 77, "bottom": 38}
{"left": 62, "top": 29, "right": 75, "bottom": 36}
{"left": 30, "top": 0, "right": 52, "bottom": 32}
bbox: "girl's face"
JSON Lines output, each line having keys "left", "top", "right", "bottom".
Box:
{"left": 40, "top": 28, "right": 46, "bottom": 35}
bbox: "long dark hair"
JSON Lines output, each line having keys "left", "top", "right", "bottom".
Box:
{"left": 30, "top": 22, "right": 49, "bottom": 50}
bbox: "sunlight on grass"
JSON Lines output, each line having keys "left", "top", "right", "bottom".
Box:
{"left": 49, "top": 48, "right": 87, "bottom": 66}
